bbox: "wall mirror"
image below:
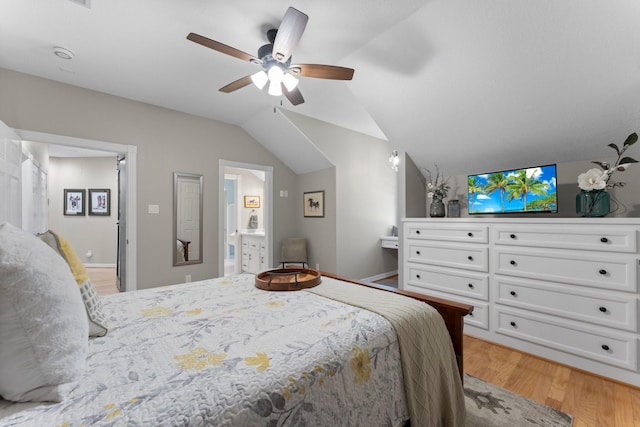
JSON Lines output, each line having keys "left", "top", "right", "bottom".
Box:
{"left": 173, "top": 172, "right": 203, "bottom": 266}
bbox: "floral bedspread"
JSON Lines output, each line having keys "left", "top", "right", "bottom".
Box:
{"left": 0, "top": 274, "right": 409, "bottom": 426}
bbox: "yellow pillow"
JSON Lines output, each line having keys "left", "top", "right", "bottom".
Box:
{"left": 40, "top": 231, "right": 108, "bottom": 337}
{"left": 54, "top": 233, "right": 89, "bottom": 285}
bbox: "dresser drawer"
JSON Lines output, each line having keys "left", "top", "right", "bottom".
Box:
{"left": 405, "top": 223, "right": 488, "bottom": 243}
{"left": 495, "top": 308, "right": 638, "bottom": 370}
{"left": 495, "top": 276, "right": 638, "bottom": 332}
{"left": 494, "top": 247, "right": 638, "bottom": 292}
{"left": 404, "top": 285, "right": 489, "bottom": 329}
{"left": 493, "top": 225, "right": 638, "bottom": 253}
{"left": 406, "top": 264, "right": 488, "bottom": 300}
{"left": 407, "top": 242, "right": 488, "bottom": 272}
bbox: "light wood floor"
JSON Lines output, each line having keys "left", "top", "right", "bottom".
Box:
{"left": 86, "top": 267, "right": 119, "bottom": 295}
{"left": 464, "top": 335, "right": 640, "bottom": 427}
{"left": 87, "top": 269, "right": 640, "bottom": 425}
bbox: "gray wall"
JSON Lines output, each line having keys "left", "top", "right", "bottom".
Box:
{"left": 48, "top": 156, "right": 118, "bottom": 265}
{"left": 283, "top": 110, "right": 398, "bottom": 279}
{"left": 404, "top": 153, "right": 426, "bottom": 218}
{"left": 296, "top": 167, "right": 337, "bottom": 273}
{"left": 0, "top": 68, "right": 299, "bottom": 289}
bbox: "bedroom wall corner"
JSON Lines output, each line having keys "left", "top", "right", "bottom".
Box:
{"left": 281, "top": 110, "right": 398, "bottom": 280}
{"left": 295, "top": 167, "right": 337, "bottom": 273}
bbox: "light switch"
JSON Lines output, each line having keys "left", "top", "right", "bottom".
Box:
{"left": 148, "top": 204, "right": 159, "bottom": 214}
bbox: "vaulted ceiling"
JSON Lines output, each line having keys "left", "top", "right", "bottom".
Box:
{"left": 2, "top": 0, "right": 639, "bottom": 174}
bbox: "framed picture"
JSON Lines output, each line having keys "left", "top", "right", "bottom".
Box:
{"left": 244, "top": 195, "right": 260, "bottom": 208}
{"left": 89, "top": 189, "right": 111, "bottom": 216}
{"left": 64, "top": 189, "right": 85, "bottom": 216}
{"left": 303, "top": 190, "right": 324, "bottom": 218}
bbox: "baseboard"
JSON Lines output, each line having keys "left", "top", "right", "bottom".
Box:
{"left": 360, "top": 270, "right": 398, "bottom": 283}
{"left": 84, "top": 263, "right": 117, "bottom": 268}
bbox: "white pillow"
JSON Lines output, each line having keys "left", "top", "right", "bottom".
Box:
{"left": 0, "top": 223, "right": 88, "bottom": 402}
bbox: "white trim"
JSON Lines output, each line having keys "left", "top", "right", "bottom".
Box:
{"left": 84, "top": 263, "right": 117, "bottom": 268}
{"left": 218, "top": 159, "right": 273, "bottom": 278}
{"left": 15, "top": 129, "right": 138, "bottom": 291}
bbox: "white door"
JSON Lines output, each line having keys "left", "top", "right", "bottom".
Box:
{"left": 0, "top": 121, "right": 22, "bottom": 228}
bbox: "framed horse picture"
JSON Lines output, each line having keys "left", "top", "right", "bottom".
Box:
{"left": 303, "top": 190, "right": 324, "bottom": 218}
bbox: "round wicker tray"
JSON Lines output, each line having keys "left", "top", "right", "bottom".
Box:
{"left": 255, "top": 267, "right": 321, "bottom": 291}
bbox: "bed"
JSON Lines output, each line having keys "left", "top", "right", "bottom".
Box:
{"left": 0, "top": 224, "right": 472, "bottom": 427}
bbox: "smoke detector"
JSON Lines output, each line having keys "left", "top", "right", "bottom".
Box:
{"left": 53, "top": 47, "right": 74, "bottom": 60}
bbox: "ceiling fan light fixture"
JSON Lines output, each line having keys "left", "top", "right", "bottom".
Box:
{"left": 267, "top": 80, "right": 283, "bottom": 96}
{"left": 251, "top": 70, "right": 269, "bottom": 90}
{"left": 282, "top": 73, "right": 298, "bottom": 91}
{"left": 267, "top": 65, "right": 284, "bottom": 86}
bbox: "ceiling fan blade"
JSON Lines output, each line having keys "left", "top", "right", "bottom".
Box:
{"left": 282, "top": 85, "right": 305, "bottom": 106}
{"left": 272, "top": 7, "right": 308, "bottom": 63}
{"left": 219, "top": 75, "right": 254, "bottom": 93}
{"left": 187, "top": 33, "right": 262, "bottom": 64}
{"left": 289, "top": 64, "right": 354, "bottom": 80}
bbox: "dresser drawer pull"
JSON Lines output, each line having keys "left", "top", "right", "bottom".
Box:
{"left": 509, "top": 260, "right": 517, "bottom": 266}
{"left": 468, "top": 232, "right": 474, "bottom": 237}
{"left": 468, "top": 312, "right": 474, "bottom": 317}
{"left": 416, "top": 250, "right": 421, "bottom": 256}
{"left": 510, "top": 321, "right": 517, "bottom": 327}
{"left": 468, "top": 283, "right": 474, "bottom": 289}
{"left": 416, "top": 230, "right": 421, "bottom": 235}
{"left": 467, "top": 256, "right": 474, "bottom": 261}
{"left": 600, "top": 237, "right": 609, "bottom": 243}
{"left": 602, "top": 344, "right": 610, "bottom": 351}
{"left": 599, "top": 269, "right": 607, "bottom": 275}
{"left": 599, "top": 306, "right": 607, "bottom": 313}
{"left": 510, "top": 291, "right": 517, "bottom": 297}
{"left": 510, "top": 233, "right": 516, "bottom": 239}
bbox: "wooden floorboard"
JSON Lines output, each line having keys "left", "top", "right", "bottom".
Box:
{"left": 464, "top": 335, "right": 640, "bottom": 427}
{"left": 86, "top": 267, "right": 119, "bottom": 295}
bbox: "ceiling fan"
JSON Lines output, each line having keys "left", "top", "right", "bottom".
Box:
{"left": 186, "top": 7, "right": 354, "bottom": 106}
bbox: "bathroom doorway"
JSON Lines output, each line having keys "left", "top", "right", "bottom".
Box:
{"left": 218, "top": 160, "right": 273, "bottom": 277}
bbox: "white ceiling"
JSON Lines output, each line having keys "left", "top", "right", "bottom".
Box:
{"left": 2, "top": 0, "right": 639, "bottom": 175}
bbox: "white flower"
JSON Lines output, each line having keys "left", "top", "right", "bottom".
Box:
{"left": 577, "top": 168, "right": 608, "bottom": 191}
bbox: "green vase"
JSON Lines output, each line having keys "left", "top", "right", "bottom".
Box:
{"left": 576, "top": 190, "right": 610, "bottom": 217}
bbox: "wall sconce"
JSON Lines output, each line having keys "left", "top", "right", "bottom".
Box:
{"left": 389, "top": 150, "right": 400, "bottom": 172}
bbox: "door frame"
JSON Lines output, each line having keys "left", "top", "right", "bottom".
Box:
{"left": 15, "top": 128, "right": 138, "bottom": 291}
{"left": 218, "top": 159, "right": 273, "bottom": 278}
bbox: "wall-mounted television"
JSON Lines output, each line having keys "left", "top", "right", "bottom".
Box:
{"left": 467, "top": 164, "right": 558, "bottom": 215}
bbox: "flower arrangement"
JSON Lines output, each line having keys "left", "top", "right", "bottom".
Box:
{"left": 421, "top": 164, "right": 450, "bottom": 199}
{"left": 577, "top": 132, "right": 638, "bottom": 191}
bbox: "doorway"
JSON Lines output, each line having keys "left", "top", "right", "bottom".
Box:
{"left": 15, "top": 128, "right": 138, "bottom": 291}
{"left": 218, "top": 160, "right": 273, "bottom": 277}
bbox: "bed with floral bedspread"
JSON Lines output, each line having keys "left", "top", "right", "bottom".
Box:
{"left": 0, "top": 273, "right": 464, "bottom": 426}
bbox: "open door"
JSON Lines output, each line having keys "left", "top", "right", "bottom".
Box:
{"left": 116, "top": 155, "right": 126, "bottom": 291}
{"left": 0, "top": 121, "right": 22, "bottom": 227}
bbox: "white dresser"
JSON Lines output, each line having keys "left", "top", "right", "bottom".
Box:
{"left": 400, "top": 218, "right": 640, "bottom": 386}
{"left": 241, "top": 233, "right": 267, "bottom": 274}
